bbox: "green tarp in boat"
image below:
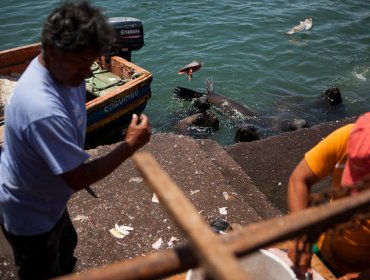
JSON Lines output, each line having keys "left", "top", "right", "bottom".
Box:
{"left": 86, "top": 62, "right": 141, "bottom": 97}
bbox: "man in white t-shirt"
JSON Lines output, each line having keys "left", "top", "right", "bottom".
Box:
{"left": 0, "top": 1, "right": 151, "bottom": 279}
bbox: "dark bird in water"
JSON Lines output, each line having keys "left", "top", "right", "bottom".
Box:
{"left": 178, "top": 60, "right": 204, "bottom": 80}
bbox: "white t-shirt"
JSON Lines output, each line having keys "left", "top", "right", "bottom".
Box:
{"left": 0, "top": 57, "right": 89, "bottom": 235}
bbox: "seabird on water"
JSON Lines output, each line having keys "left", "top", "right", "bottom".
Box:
{"left": 284, "top": 17, "right": 313, "bottom": 35}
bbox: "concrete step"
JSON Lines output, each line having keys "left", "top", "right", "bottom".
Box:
{"left": 225, "top": 117, "right": 355, "bottom": 213}
{"left": 0, "top": 118, "right": 354, "bottom": 277}
{"left": 196, "top": 138, "right": 281, "bottom": 220}
{"left": 142, "top": 133, "right": 265, "bottom": 224}
{"left": 65, "top": 133, "right": 268, "bottom": 273}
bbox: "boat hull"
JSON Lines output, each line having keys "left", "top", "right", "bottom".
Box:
{"left": 0, "top": 43, "right": 153, "bottom": 148}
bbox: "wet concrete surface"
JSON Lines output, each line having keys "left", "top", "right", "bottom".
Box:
{"left": 0, "top": 117, "right": 355, "bottom": 279}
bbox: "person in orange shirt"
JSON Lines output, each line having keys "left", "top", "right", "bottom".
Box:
{"left": 288, "top": 113, "right": 370, "bottom": 280}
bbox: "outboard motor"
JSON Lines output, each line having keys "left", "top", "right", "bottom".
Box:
{"left": 108, "top": 17, "right": 144, "bottom": 62}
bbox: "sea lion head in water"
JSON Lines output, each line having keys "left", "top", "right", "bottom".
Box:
{"left": 289, "top": 119, "right": 310, "bottom": 131}
{"left": 234, "top": 124, "right": 259, "bottom": 143}
{"left": 324, "top": 87, "right": 342, "bottom": 105}
{"left": 194, "top": 111, "right": 219, "bottom": 128}
{"left": 178, "top": 111, "right": 219, "bottom": 129}
{"left": 194, "top": 96, "right": 210, "bottom": 113}
{"left": 174, "top": 86, "right": 258, "bottom": 117}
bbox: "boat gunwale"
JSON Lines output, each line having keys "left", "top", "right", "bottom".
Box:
{"left": 0, "top": 43, "right": 152, "bottom": 141}
{"left": 85, "top": 56, "right": 152, "bottom": 110}
{"left": 0, "top": 43, "right": 152, "bottom": 109}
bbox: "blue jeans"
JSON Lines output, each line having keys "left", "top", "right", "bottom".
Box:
{"left": 1, "top": 210, "right": 77, "bottom": 280}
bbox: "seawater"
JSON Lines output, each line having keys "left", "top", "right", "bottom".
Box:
{"left": 1, "top": 0, "right": 369, "bottom": 146}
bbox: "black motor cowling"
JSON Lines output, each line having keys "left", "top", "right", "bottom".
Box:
{"left": 108, "top": 17, "right": 144, "bottom": 62}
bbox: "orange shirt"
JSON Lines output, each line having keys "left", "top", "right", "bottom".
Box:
{"left": 305, "top": 124, "right": 370, "bottom": 274}
{"left": 305, "top": 124, "right": 353, "bottom": 189}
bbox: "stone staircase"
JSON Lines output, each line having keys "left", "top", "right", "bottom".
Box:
{"left": 196, "top": 138, "right": 281, "bottom": 220}
{"left": 0, "top": 117, "right": 355, "bottom": 278}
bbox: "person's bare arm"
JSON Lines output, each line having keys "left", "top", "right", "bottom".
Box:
{"left": 59, "top": 114, "right": 151, "bottom": 191}
{"left": 288, "top": 158, "right": 320, "bottom": 212}
{"left": 287, "top": 158, "right": 321, "bottom": 277}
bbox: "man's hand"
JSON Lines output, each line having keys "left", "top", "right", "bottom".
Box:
{"left": 338, "top": 270, "right": 370, "bottom": 280}
{"left": 125, "top": 114, "right": 151, "bottom": 151}
{"left": 338, "top": 273, "right": 359, "bottom": 280}
{"left": 288, "top": 238, "right": 313, "bottom": 278}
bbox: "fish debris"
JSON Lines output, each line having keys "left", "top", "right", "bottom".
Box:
{"left": 109, "top": 221, "right": 134, "bottom": 238}
{"left": 152, "top": 193, "right": 159, "bottom": 203}
{"left": 178, "top": 61, "right": 204, "bottom": 80}
{"left": 167, "top": 236, "right": 179, "bottom": 247}
{"left": 72, "top": 215, "right": 89, "bottom": 222}
{"left": 219, "top": 207, "right": 228, "bottom": 215}
{"left": 152, "top": 238, "right": 163, "bottom": 250}
{"left": 190, "top": 190, "right": 200, "bottom": 195}
{"left": 129, "top": 177, "right": 143, "bottom": 183}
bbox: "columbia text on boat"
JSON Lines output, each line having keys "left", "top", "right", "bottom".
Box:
{"left": 104, "top": 90, "right": 139, "bottom": 113}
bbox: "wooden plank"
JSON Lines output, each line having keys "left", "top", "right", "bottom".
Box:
{"left": 312, "top": 255, "right": 337, "bottom": 280}
{"left": 0, "top": 43, "right": 40, "bottom": 75}
{"left": 165, "top": 273, "right": 187, "bottom": 280}
{"left": 132, "top": 152, "right": 250, "bottom": 280}
{"left": 0, "top": 125, "right": 4, "bottom": 147}
{"left": 0, "top": 43, "right": 40, "bottom": 66}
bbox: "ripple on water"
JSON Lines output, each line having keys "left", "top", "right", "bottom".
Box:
{"left": 0, "top": 0, "right": 369, "bottom": 145}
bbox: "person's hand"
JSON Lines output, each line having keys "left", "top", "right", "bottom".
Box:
{"left": 338, "top": 273, "right": 360, "bottom": 280}
{"left": 337, "top": 270, "right": 370, "bottom": 280}
{"left": 288, "top": 239, "right": 313, "bottom": 278}
{"left": 125, "top": 114, "right": 151, "bottom": 151}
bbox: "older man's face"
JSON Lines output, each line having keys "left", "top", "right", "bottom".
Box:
{"left": 44, "top": 47, "right": 98, "bottom": 87}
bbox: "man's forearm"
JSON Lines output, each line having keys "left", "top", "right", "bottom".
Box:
{"left": 83, "top": 141, "right": 136, "bottom": 185}
{"left": 288, "top": 177, "right": 311, "bottom": 213}
{"left": 287, "top": 159, "right": 318, "bottom": 213}
{"left": 61, "top": 141, "right": 138, "bottom": 191}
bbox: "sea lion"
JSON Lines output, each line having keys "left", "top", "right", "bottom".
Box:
{"left": 177, "top": 111, "right": 219, "bottom": 129}
{"left": 284, "top": 17, "right": 313, "bottom": 35}
{"left": 174, "top": 86, "right": 257, "bottom": 117}
{"left": 234, "top": 123, "right": 259, "bottom": 142}
{"left": 324, "top": 86, "right": 342, "bottom": 106}
{"left": 193, "top": 96, "right": 210, "bottom": 112}
{"left": 178, "top": 60, "right": 203, "bottom": 80}
{"left": 268, "top": 118, "right": 310, "bottom": 132}
{"left": 288, "top": 119, "right": 310, "bottom": 131}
